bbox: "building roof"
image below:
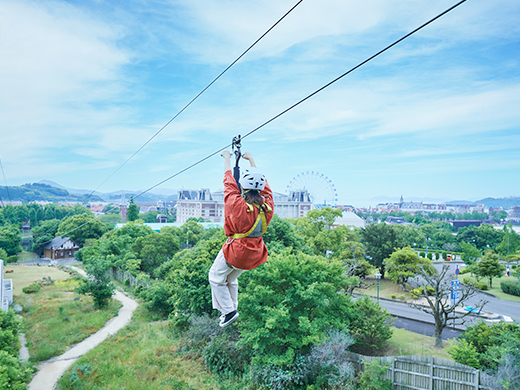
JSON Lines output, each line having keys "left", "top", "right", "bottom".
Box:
{"left": 44, "top": 236, "right": 76, "bottom": 250}
{"left": 333, "top": 211, "right": 365, "bottom": 228}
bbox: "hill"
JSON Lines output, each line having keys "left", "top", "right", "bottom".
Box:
{"left": 476, "top": 197, "right": 520, "bottom": 209}
{"left": 0, "top": 183, "right": 104, "bottom": 203}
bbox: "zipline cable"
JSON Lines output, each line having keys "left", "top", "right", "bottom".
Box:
{"left": 133, "top": 0, "right": 468, "bottom": 200}
{"left": 47, "top": 0, "right": 468, "bottom": 241}
{"left": 80, "top": 0, "right": 304, "bottom": 204}
{"left": 33, "top": 0, "right": 304, "bottom": 241}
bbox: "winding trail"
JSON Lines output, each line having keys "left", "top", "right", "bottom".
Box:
{"left": 28, "top": 266, "right": 138, "bottom": 390}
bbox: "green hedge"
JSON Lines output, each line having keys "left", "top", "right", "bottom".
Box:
{"left": 501, "top": 280, "right": 520, "bottom": 297}
{"left": 476, "top": 282, "right": 488, "bottom": 291}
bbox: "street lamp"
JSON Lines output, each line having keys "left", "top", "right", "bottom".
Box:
{"left": 375, "top": 271, "right": 382, "bottom": 301}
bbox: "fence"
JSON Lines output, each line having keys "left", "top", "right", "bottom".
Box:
{"left": 347, "top": 353, "right": 495, "bottom": 390}
{"left": 106, "top": 267, "right": 149, "bottom": 289}
{"left": 0, "top": 260, "right": 13, "bottom": 312}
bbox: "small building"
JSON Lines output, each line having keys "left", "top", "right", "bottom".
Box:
{"left": 156, "top": 214, "right": 168, "bottom": 223}
{"left": 43, "top": 236, "right": 81, "bottom": 259}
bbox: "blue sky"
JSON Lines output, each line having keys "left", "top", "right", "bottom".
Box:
{"left": 1, "top": 0, "right": 519, "bottom": 207}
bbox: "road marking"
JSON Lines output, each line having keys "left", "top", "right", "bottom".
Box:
{"left": 503, "top": 315, "right": 513, "bottom": 323}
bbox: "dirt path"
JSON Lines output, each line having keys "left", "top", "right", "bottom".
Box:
{"left": 28, "top": 266, "right": 138, "bottom": 390}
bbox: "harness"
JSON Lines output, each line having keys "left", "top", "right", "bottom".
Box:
{"left": 229, "top": 202, "right": 272, "bottom": 239}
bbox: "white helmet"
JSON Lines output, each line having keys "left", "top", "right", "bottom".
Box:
{"left": 239, "top": 170, "right": 266, "bottom": 191}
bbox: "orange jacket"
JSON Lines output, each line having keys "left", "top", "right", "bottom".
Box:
{"left": 222, "top": 170, "right": 274, "bottom": 270}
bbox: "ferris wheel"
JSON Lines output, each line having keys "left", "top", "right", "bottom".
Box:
{"left": 286, "top": 171, "right": 338, "bottom": 208}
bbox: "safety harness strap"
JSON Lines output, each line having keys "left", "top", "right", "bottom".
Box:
{"left": 229, "top": 202, "right": 272, "bottom": 239}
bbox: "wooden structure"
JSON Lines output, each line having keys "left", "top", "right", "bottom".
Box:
{"left": 347, "top": 353, "right": 494, "bottom": 390}
{"left": 43, "top": 236, "right": 81, "bottom": 259}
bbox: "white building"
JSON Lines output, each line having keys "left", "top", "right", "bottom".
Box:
{"left": 175, "top": 188, "right": 313, "bottom": 223}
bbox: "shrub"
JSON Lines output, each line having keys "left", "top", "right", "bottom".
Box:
{"left": 435, "top": 252, "right": 440, "bottom": 260}
{"left": 476, "top": 282, "right": 488, "bottom": 291}
{"left": 251, "top": 357, "right": 307, "bottom": 390}
{"left": 0, "top": 309, "right": 21, "bottom": 356}
{"left": 22, "top": 283, "right": 40, "bottom": 294}
{"left": 442, "top": 251, "right": 447, "bottom": 260}
{"left": 427, "top": 252, "right": 433, "bottom": 260}
{"left": 419, "top": 251, "right": 425, "bottom": 258}
{"left": 306, "top": 329, "right": 355, "bottom": 389}
{"left": 140, "top": 280, "right": 174, "bottom": 317}
{"left": 390, "top": 294, "right": 396, "bottom": 299}
{"left": 6, "top": 255, "right": 18, "bottom": 264}
{"left": 463, "top": 277, "right": 470, "bottom": 284}
{"left": 447, "top": 339, "right": 480, "bottom": 369}
{"left": 501, "top": 281, "right": 520, "bottom": 297}
{"left": 459, "top": 267, "right": 470, "bottom": 275}
{"left": 202, "top": 332, "right": 250, "bottom": 378}
{"left": 0, "top": 350, "right": 32, "bottom": 389}
{"left": 356, "top": 358, "right": 393, "bottom": 390}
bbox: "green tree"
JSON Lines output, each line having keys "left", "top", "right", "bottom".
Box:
{"left": 360, "top": 223, "right": 405, "bottom": 277}
{"left": 127, "top": 197, "right": 139, "bottom": 222}
{"left": 459, "top": 241, "right": 480, "bottom": 266}
{"left": 239, "top": 251, "right": 355, "bottom": 366}
{"left": 56, "top": 213, "right": 108, "bottom": 246}
{"left": 180, "top": 220, "right": 205, "bottom": 246}
{"left": 0, "top": 227, "right": 21, "bottom": 256}
{"left": 165, "top": 237, "right": 223, "bottom": 316}
{"left": 473, "top": 251, "right": 506, "bottom": 288}
{"left": 394, "top": 225, "right": 426, "bottom": 248}
{"left": 384, "top": 247, "right": 433, "bottom": 291}
{"left": 31, "top": 218, "right": 60, "bottom": 256}
{"left": 263, "top": 214, "right": 309, "bottom": 254}
{"left": 350, "top": 296, "right": 393, "bottom": 354}
{"left": 77, "top": 257, "right": 115, "bottom": 309}
{"left": 131, "top": 232, "right": 180, "bottom": 274}
{"left": 497, "top": 225, "right": 520, "bottom": 258}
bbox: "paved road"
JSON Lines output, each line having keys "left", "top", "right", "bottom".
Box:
{"left": 392, "top": 317, "right": 462, "bottom": 340}
{"left": 27, "top": 266, "right": 138, "bottom": 390}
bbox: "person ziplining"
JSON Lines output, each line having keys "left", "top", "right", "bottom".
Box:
{"left": 208, "top": 138, "right": 274, "bottom": 327}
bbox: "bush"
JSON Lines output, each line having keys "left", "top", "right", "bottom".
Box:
{"left": 463, "top": 277, "right": 470, "bottom": 284}
{"left": 435, "top": 252, "right": 440, "bottom": 260}
{"left": 140, "top": 280, "right": 174, "bottom": 317}
{"left": 22, "top": 283, "right": 40, "bottom": 294}
{"left": 501, "top": 281, "right": 520, "bottom": 297}
{"left": 442, "top": 251, "right": 447, "bottom": 260}
{"left": 476, "top": 282, "right": 488, "bottom": 291}
{"left": 419, "top": 251, "right": 425, "bottom": 258}
{"left": 0, "top": 309, "right": 21, "bottom": 356}
{"left": 0, "top": 350, "right": 32, "bottom": 389}
{"left": 356, "top": 358, "right": 393, "bottom": 390}
{"left": 251, "top": 357, "right": 307, "bottom": 390}
{"left": 390, "top": 294, "right": 396, "bottom": 299}
{"left": 6, "top": 255, "right": 18, "bottom": 264}
{"left": 202, "top": 333, "right": 250, "bottom": 378}
{"left": 427, "top": 252, "right": 433, "bottom": 260}
{"left": 306, "top": 330, "right": 355, "bottom": 389}
{"left": 459, "top": 267, "right": 470, "bottom": 275}
{"left": 447, "top": 339, "right": 480, "bottom": 369}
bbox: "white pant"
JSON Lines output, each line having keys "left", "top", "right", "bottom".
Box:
{"left": 208, "top": 249, "right": 245, "bottom": 315}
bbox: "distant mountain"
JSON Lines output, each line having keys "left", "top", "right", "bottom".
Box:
{"left": 476, "top": 197, "right": 520, "bottom": 209}
{"left": 37, "top": 181, "right": 178, "bottom": 203}
{"left": 444, "top": 200, "right": 477, "bottom": 206}
{"left": 0, "top": 183, "right": 104, "bottom": 203}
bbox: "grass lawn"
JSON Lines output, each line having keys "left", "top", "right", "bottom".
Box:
{"left": 16, "top": 279, "right": 122, "bottom": 362}
{"left": 359, "top": 277, "right": 413, "bottom": 301}
{"left": 56, "top": 306, "right": 240, "bottom": 390}
{"left": 384, "top": 327, "right": 454, "bottom": 360}
{"left": 17, "top": 251, "right": 39, "bottom": 262}
{"left": 6, "top": 264, "right": 74, "bottom": 296}
{"left": 459, "top": 273, "right": 520, "bottom": 303}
